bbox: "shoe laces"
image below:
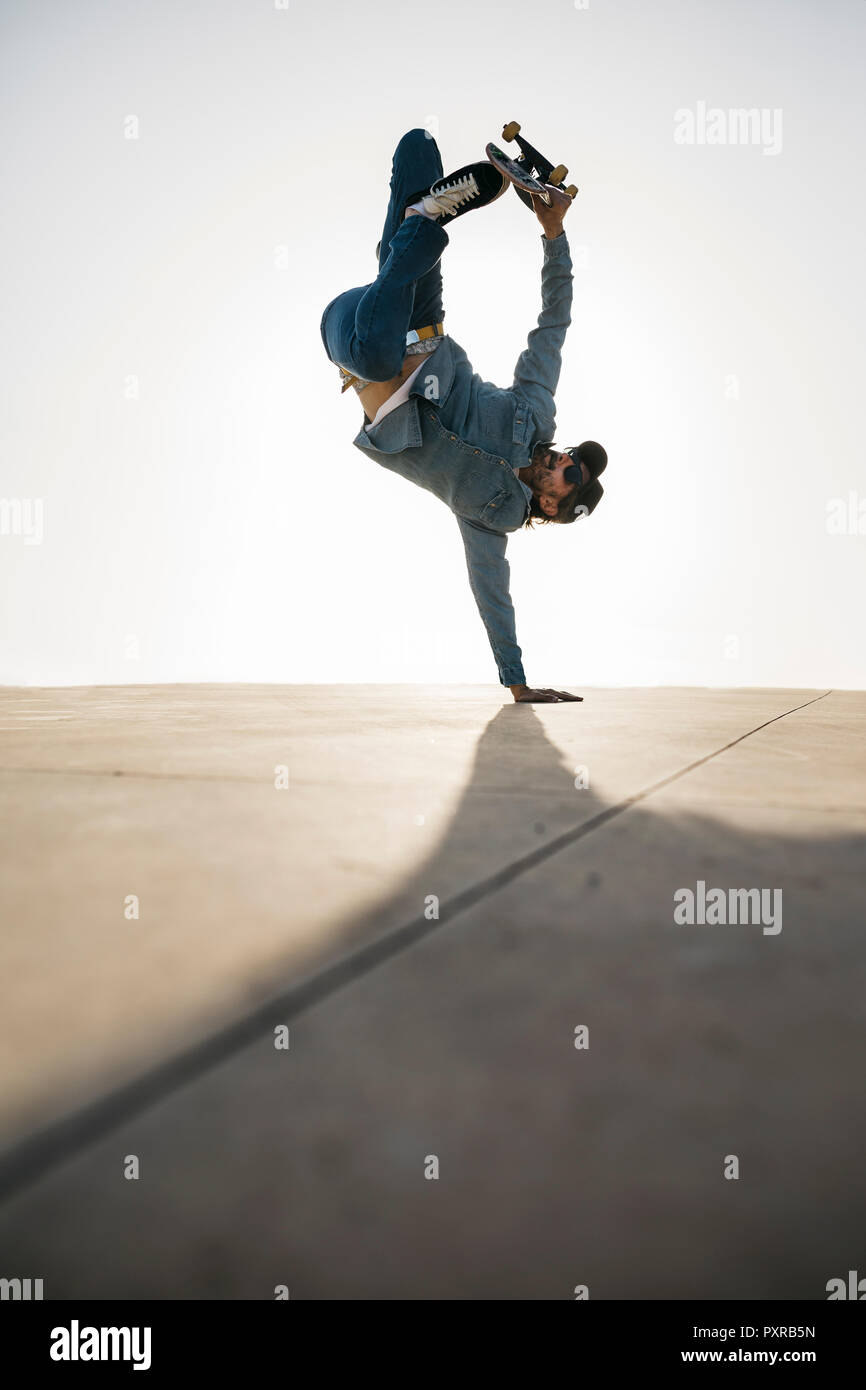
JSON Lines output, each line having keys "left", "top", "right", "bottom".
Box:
{"left": 434, "top": 173, "right": 479, "bottom": 209}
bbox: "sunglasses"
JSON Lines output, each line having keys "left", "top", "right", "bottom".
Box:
{"left": 537, "top": 441, "right": 606, "bottom": 488}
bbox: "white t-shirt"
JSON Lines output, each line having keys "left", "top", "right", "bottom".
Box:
{"left": 367, "top": 359, "right": 427, "bottom": 429}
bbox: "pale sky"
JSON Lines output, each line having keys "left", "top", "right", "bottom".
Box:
{"left": 1, "top": 0, "right": 864, "bottom": 688}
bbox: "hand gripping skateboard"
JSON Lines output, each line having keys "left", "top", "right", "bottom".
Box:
{"left": 485, "top": 121, "right": 578, "bottom": 209}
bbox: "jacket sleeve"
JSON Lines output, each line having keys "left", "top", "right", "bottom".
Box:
{"left": 455, "top": 515, "right": 526, "bottom": 687}
{"left": 511, "top": 232, "right": 573, "bottom": 442}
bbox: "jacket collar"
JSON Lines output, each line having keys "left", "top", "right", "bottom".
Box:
{"left": 354, "top": 398, "right": 421, "bottom": 453}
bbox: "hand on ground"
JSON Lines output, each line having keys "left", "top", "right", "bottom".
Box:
{"left": 512, "top": 686, "right": 583, "bottom": 703}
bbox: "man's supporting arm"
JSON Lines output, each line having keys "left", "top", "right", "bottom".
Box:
{"left": 455, "top": 516, "right": 526, "bottom": 690}
{"left": 511, "top": 204, "right": 574, "bottom": 441}
{"left": 456, "top": 517, "right": 584, "bottom": 704}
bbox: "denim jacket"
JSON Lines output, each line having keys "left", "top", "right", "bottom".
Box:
{"left": 353, "top": 232, "right": 573, "bottom": 686}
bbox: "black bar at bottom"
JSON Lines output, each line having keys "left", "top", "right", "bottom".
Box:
{"left": 1, "top": 1299, "right": 862, "bottom": 1376}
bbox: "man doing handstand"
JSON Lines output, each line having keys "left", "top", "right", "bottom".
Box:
{"left": 320, "top": 129, "right": 607, "bottom": 703}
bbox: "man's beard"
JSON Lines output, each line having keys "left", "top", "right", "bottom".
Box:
{"left": 532, "top": 442, "right": 555, "bottom": 467}
{"left": 531, "top": 442, "right": 556, "bottom": 489}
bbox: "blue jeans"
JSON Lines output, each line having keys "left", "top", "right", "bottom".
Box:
{"left": 320, "top": 129, "right": 450, "bottom": 382}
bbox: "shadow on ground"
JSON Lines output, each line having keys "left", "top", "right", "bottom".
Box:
{"left": 1, "top": 697, "right": 864, "bottom": 1297}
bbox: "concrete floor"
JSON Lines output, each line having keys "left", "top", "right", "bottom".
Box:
{"left": 0, "top": 684, "right": 864, "bottom": 1299}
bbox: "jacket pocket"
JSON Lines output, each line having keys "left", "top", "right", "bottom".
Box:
{"left": 454, "top": 479, "right": 510, "bottom": 526}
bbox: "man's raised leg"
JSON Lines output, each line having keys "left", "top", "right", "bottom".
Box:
{"left": 377, "top": 128, "right": 446, "bottom": 332}
{"left": 320, "top": 128, "right": 503, "bottom": 381}
{"left": 320, "top": 129, "right": 449, "bottom": 381}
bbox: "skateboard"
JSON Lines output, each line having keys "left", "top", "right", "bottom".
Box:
{"left": 485, "top": 121, "right": 578, "bottom": 209}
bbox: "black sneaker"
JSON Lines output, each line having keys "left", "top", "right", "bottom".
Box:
{"left": 405, "top": 162, "right": 508, "bottom": 225}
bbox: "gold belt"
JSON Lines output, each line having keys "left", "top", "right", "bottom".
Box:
{"left": 339, "top": 323, "right": 445, "bottom": 393}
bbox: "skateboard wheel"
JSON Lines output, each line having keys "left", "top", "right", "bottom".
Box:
{"left": 565, "top": 184, "right": 578, "bottom": 199}
{"left": 549, "top": 164, "right": 567, "bottom": 185}
{"left": 502, "top": 121, "right": 521, "bottom": 142}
